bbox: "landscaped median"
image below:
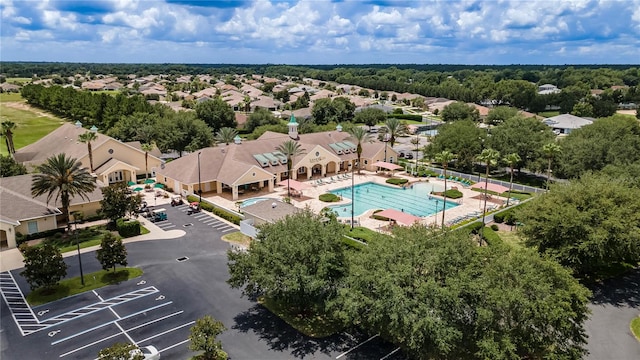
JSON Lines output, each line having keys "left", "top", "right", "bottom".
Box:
{"left": 26, "top": 267, "right": 143, "bottom": 306}
{"left": 631, "top": 317, "right": 640, "bottom": 341}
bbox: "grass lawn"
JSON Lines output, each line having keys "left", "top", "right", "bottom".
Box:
{"left": 221, "top": 231, "right": 252, "bottom": 247}
{"left": 344, "top": 226, "right": 377, "bottom": 242}
{"left": 5, "top": 78, "right": 32, "bottom": 84}
{"left": 631, "top": 317, "right": 640, "bottom": 341}
{"left": 0, "top": 94, "right": 64, "bottom": 156}
{"left": 497, "top": 229, "right": 525, "bottom": 249}
{"left": 26, "top": 267, "right": 143, "bottom": 306}
{"left": 260, "top": 297, "right": 344, "bottom": 338}
{"left": 538, "top": 111, "right": 560, "bottom": 118}
{"left": 470, "top": 187, "right": 533, "bottom": 201}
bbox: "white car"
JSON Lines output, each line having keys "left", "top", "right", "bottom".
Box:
{"left": 130, "top": 345, "right": 160, "bottom": 360}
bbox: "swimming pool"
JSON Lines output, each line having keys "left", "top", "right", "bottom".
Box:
{"left": 329, "top": 182, "right": 459, "bottom": 217}
{"left": 240, "top": 197, "right": 272, "bottom": 208}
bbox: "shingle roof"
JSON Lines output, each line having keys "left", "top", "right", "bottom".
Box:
{"left": 13, "top": 123, "right": 109, "bottom": 169}
{"left": 0, "top": 174, "right": 103, "bottom": 223}
{"left": 544, "top": 114, "right": 593, "bottom": 129}
{"left": 242, "top": 199, "right": 300, "bottom": 223}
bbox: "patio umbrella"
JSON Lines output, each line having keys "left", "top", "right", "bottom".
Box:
{"left": 144, "top": 178, "right": 155, "bottom": 184}
{"left": 127, "top": 181, "right": 136, "bottom": 186}
{"left": 154, "top": 183, "right": 164, "bottom": 189}
{"left": 133, "top": 187, "right": 143, "bottom": 192}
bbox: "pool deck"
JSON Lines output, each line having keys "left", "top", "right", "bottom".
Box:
{"left": 204, "top": 170, "right": 506, "bottom": 232}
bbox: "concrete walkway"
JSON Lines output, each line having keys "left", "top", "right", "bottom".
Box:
{"left": 0, "top": 217, "right": 185, "bottom": 273}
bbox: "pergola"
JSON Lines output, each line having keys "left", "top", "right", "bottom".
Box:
{"left": 376, "top": 208, "right": 422, "bottom": 226}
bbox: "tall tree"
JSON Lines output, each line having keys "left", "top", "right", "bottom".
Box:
{"left": 274, "top": 139, "right": 306, "bottom": 198}
{"left": 434, "top": 150, "right": 455, "bottom": 228}
{"left": 337, "top": 226, "right": 590, "bottom": 360}
{"left": 427, "top": 120, "right": 485, "bottom": 171}
{"left": 488, "top": 115, "right": 554, "bottom": 171}
{"left": 440, "top": 101, "right": 480, "bottom": 122}
{"left": 31, "top": 154, "right": 97, "bottom": 231}
{"left": 542, "top": 142, "right": 562, "bottom": 190}
{"left": 78, "top": 130, "right": 98, "bottom": 172}
{"left": 347, "top": 126, "right": 373, "bottom": 175}
{"left": 353, "top": 107, "right": 386, "bottom": 129}
{"left": 215, "top": 127, "right": 238, "bottom": 146}
{"left": 380, "top": 118, "right": 406, "bottom": 148}
{"left": 96, "top": 232, "right": 128, "bottom": 272}
{"left": 140, "top": 142, "right": 154, "bottom": 180}
{"left": 518, "top": 173, "right": 640, "bottom": 277}
{"left": 100, "top": 182, "right": 142, "bottom": 224}
{"left": 477, "top": 148, "right": 500, "bottom": 242}
{"left": 189, "top": 315, "right": 227, "bottom": 360}
{"left": 20, "top": 242, "right": 68, "bottom": 291}
{"left": 195, "top": 97, "right": 237, "bottom": 133}
{"left": 503, "top": 152, "right": 521, "bottom": 206}
{"left": 1, "top": 120, "right": 17, "bottom": 154}
{"left": 228, "top": 209, "right": 347, "bottom": 313}
{"left": 0, "top": 154, "right": 27, "bottom": 177}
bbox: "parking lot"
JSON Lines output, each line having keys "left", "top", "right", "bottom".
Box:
{"left": 1, "top": 204, "right": 409, "bottom": 360}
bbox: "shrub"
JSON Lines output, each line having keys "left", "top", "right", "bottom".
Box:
{"left": 319, "top": 193, "right": 341, "bottom": 202}
{"left": 386, "top": 178, "right": 409, "bottom": 186}
{"left": 18, "top": 228, "right": 66, "bottom": 243}
{"left": 490, "top": 224, "right": 499, "bottom": 231}
{"left": 504, "top": 212, "right": 517, "bottom": 225}
{"left": 494, "top": 212, "right": 505, "bottom": 223}
{"left": 466, "top": 221, "right": 483, "bottom": 234}
{"left": 443, "top": 189, "right": 463, "bottom": 199}
{"left": 116, "top": 218, "right": 141, "bottom": 238}
{"left": 482, "top": 227, "right": 504, "bottom": 247}
{"left": 371, "top": 209, "right": 389, "bottom": 221}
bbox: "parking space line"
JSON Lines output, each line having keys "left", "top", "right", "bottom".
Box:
{"left": 137, "top": 321, "right": 195, "bottom": 344}
{"left": 159, "top": 339, "right": 190, "bottom": 353}
{"left": 221, "top": 228, "right": 235, "bottom": 233}
{"left": 51, "top": 302, "right": 172, "bottom": 345}
{"left": 125, "top": 311, "right": 184, "bottom": 332}
{"left": 0, "top": 271, "right": 42, "bottom": 336}
{"left": 380, "top": 347, "right": 401, "bottom": 360}
{"left": 159, "top": 224, "right": 176, "bottom": 229}
{"left": 58, "top": 332, "right": 122, "bottom": 358}
{"left": 114, "top": 321, "right": 136, "bottom": 345}
{"left": 202, "top": 219, "right": 218, "bottom": 224}
{"left": 336, "top": 334, "right": 379, "bottom": 359}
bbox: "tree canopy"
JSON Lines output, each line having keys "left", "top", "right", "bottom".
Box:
{"left": 96, "top": 233, "right": 128, "bottom": 272}
{"left": 440, "top": 101, "right": 480, "bottom": 122}
{"left": 227, "top": 209, "right": 347, "bottom": 312}
{"left": 428, "top": 120, "right": 484, "bottom": 171}
{"left": 336, "top": 226, "right": 591, "bottom": 360}
{"left": 0, "top": 154, "right": 27, "bottom": 177}
{"left": 488, "top": 115, "right": 554, "bottom": 171}
{"left": 311, "top": 97, "right": 356, "bottom": 125}
{"left": 20, "top": 242, "right": 68, "bottom": 291}
{"left": 99, "top": 182, "right": 142, "bottom": 223}
{"left": 195, "top": 97, "right": 237, "bottom": 133}
{"left": 518, "top": 172, "right": 640, "bottom": 278}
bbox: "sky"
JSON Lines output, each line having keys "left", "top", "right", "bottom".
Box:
{"left": 1, "top": 0, "right": 639, "bottom": 65}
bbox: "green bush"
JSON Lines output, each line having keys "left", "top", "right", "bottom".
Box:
{"left": 386, "top": 178, "right": 409, "bottom": 186}
{"left": 466, "top": 221, "right": 483, "bottom": 234}
{"left": 482, "top": 227, "right": 504, "bottom": 247}
{"left": 504, "top": 212, "right": 516, "bottom": 225}
{"left": 319, "top": 193, "right": 341, "bottom": 202}
{"left": 18, "top": 228, "right": 66, "bottom": 243}
{"left": 443, "top": 189, "right": 463, "bottom": 199}
{"left": 494, "top": 212, "right": 505, "bottom": 223}
{"left": 490, "top": 224, "right": 499, "bottom": 231}
{"left": 116, "top": 218, "right": 141, "bottom": 238}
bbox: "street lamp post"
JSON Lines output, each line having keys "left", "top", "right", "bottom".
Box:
{"left": 414, "top": 132, "right": 419, "bottom": 176}
{"left": 383, "top": 134, "right": 390, "bottom": 162}
{"left": 434, "top": 199, "right": 439, "bottom": 227}
{"left": 72, "top": 220, "right": 85, "bottom": 286}
{"left": 197, "top": 152, "right": 202, "bottom": 203}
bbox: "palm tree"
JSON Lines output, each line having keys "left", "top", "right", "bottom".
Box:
{"left": 141, "top": 142, "right": 154, "bottom": 180}
{"left": 1, "top": 121, "right": 17, "bottom": 154}
{"left": 275, "top": 140, "right": 306, "bottom": 198}
{"left": 78, "top": 130, "right": 98, "bottom": 172}
{"left": 347, "top": 126, "right": 373, "bottom": 175}
{"left": 434, "top": 150, "right": 455, "bottom": 228}
{"left": 477, "top": 148, "right": 500, "bottom": 243}
{"left": 542, "top": 142, "right": 561, "bottom": 190}
{"left": 503, "top": 153, "right": 521, "bottom": 207}
{"left": 381, "top": 118, "right": 406, "bottom": 148}
{"left": 215, "top": 127, "right": 238, "bottom": 145}
{"left": 31, "top": 154, "right": 96, "bottom": 231}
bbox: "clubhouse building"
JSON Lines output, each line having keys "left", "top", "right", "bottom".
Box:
{"left": 155, "top": 117, "right": 398, "bottom": 200}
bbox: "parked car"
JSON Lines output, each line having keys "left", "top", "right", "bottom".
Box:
{"left": 149, "top": 208, "right": 168, "bottom": 222}
{"left": 187, "top": 202, "right": 201, "bottom": 215}
{"left": 405, "top": 153, "right": 414, "bottom": 159}
{"left": 398, "top": 152, "right": 405, "bottom": 158}
{"left": 170, "top": 196, "right": 183, "bottom": 207}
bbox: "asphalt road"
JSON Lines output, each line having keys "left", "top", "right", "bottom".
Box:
{"left": 1, "top": 204, "right": 405, "bottom": 360}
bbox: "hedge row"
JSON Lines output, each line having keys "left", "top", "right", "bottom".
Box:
{"left": 494, "top": 210, "right": 516, "bottom": 225}
{"left": 319, "top": 193, "right": 341, "bottom": 202}
{"left": 386, "top": 178, "right": 409, "bottom": 186}
{"left": 387, "top": 113, "right": 423, "bottom": 121}
{"left": 15, "top": 227, "right": 66, "bottom": 245}
{"left": 116, "top": 218, "right": 141, "bottom": 238}
{"left": 186, "top": 195, "right": 242, "bottom": 225}
{"left": 443, "top": 189, "right": 463, "bottom": 199}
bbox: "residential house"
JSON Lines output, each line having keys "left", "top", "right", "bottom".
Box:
{"left": 543, "top": 114, "right": 593, "bottom": 135}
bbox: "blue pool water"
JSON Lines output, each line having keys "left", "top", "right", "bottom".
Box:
{"left": 329, "top": 182, "right": 458, "bottom": 217}
{"left": 240, "top": 197, "right": 272, "bottom": 208}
